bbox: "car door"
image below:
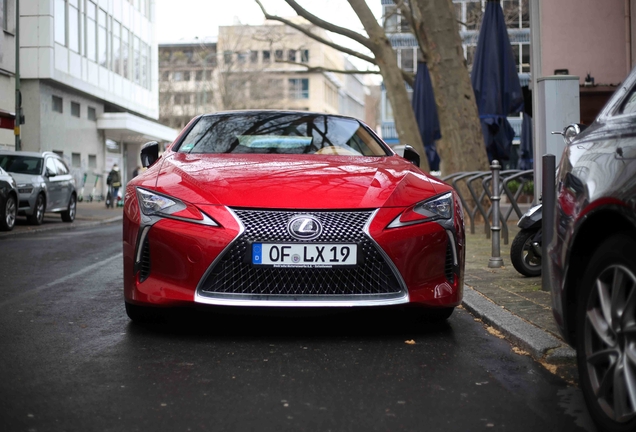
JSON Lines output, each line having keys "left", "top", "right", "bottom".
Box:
{"left": 53, "top": 158, "right": 73, "bottom": 208}
{"left": 44, "top": 156, "right": 62, "bottom": 210}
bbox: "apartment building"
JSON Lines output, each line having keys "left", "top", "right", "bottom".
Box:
{"left": 10, "top": 0, "right": 176, "bottom": 195}
{"left": 158, "top": 20, "right": 369, "bottom": 129}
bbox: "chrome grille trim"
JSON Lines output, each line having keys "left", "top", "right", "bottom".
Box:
{"left": 195, "top": 208, "right": 409, "bottom": 307}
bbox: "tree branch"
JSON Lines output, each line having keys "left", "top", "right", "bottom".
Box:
{"left": 274, "top": 59, "right": 381, "bottom": 75}
{"left": 254, "top": 0, "right": 376, "bottom": 65}
{"left": 282, "top": 0, "right": 373, "bottom": 50}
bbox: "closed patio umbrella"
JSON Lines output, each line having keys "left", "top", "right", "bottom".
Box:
{"left": 471, "top": 0, "right": 524, "bottom": 162}
{"left": 411, "top": 61, "right": 441, "bottom": 171}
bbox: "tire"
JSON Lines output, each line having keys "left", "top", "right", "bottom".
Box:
{"left": 576, "top": 234, "right": 636, "bottom": 432}
{"left": 61, "top": 194, "right": 76, "bottom": 222}
{"left": 27, "top": 194, "right": 45, "bottom": 226}
{"left": 0, "top": 193, "right": 16, "bottom": 231}
{"left": 125, "top": 302, "right": 165, "bottom": 324}
{"left": 510, "top": 228, "right": 541, "bottom": 277}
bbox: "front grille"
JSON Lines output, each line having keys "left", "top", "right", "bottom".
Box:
{"left": 139, "top": 238, "right": 151, "bottom": 282}
{"left": 444, "top": 241, "right": 455, "bottom": 283}
{"left": 199, "top": 209, "right": 404, "bottom": 297}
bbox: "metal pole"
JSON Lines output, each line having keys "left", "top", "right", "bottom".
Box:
{"left": 489, "top": 160, "right": 504, "bottom": 268}
{"left": 541, "top": 154, "right": 556, "bottom": 292}
{"left": 14, "top": 0, "right": 20, "bottom": 151}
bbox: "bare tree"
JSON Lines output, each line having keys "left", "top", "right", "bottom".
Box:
{"left": 255, "top": 0, "right": 490, "bottom": 175}
{"left": 255, "top": 0, "right": 429, "bottom": 171}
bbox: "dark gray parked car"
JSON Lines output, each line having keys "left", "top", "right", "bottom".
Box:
{"left": 0, "top": 166, "right": 18, "bottom": 231}
{"left": 0, "top": 151, "right": 77, "bottom": 225}
{"left": 548, "top": 65, "right": 636, "bottom": 432}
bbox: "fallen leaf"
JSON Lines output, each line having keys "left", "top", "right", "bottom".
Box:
{"left": 512, "top": 347, "right": 529, "bottom": 356}
{"left": 405, "top": 340, "right": 416, "bottom": 345}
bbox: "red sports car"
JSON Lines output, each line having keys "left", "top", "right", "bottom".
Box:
{"left": 123, "top": 111, "right": 465, "bottom": 322}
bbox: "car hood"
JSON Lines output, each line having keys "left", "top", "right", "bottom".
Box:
{"left": 149, "top": 152, "right": 443, "bottom": 209}
{"left": 8, "top": 172, "right": 42, "bottom": 185}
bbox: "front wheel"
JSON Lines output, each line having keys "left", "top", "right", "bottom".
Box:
{"left": 61, "top": 194, "right": 76, "bottom": 222}
{"left": 0, "top": 194, "right": 16, "bottom": 231}
{"left": 576, "top": 234, "right": 636, "bottom": 432}
{"left": 510, "top": 228, "right": 541, "bottom": 277}
{"left": 27, "top": 194, "right": 45, "bottom": 225}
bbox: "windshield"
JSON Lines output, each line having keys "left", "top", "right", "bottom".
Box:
{"left": 176, "top": 113, "right": 389, "bottom": 157}
{"left": 0, "top": 155, "right": 43, "bottom": 175}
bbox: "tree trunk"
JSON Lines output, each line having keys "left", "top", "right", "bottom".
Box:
{"left": 347, "top": 0, "right": 430, "bottom": 171}
{"left": 412, "top": 0, "right": 489, "bottom": 175}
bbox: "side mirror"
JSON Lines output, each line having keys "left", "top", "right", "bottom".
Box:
{"left": 551, "top": 123, "right": 586, "bottom": 145}
{"left": 402, "top": 145, "right": 420, "bottom": 167}
{"left": 45, "top": 168, "right": 55, "bottom": 177}
{"left": 141, "top": 141, "right": 160, "bottom": 168}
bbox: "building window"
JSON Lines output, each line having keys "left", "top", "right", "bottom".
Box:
{"left": 111, "top": 20, "right": 121, "bottom": 73}
{"left": 183, "top": 71, "right": 190, "bottom": 81}
{"left": 72, "top": 153, "right": 81, "bottom": 167}
{"left": 122, "top": 28, "right": 130, "bottom": 79}
{"left": 250, "top": 50, "right": 258, "bottom": 63}
{"left": 289, "top": 78, "right": 309, "bottom": 99}
{"left": 262, "top": 50, "right": 271, "bottom": 63}
{"left": 68, "top": 0, "right": 80, "bottom": 53}
{"left": 52, "top": 96, "right": 63, "bottom": 113}
{"left": 301, "top": 50, "right": 309, "bottom": 63}
{"left": 400, "top": 48, "right": 414, "bottom": 73}
{"left": 71, "top": 101, "right": 80, "bottom": 117}
{"left": 205, "top": 70, "right": 213, "bottom": 80}
{"left": 224, "top": 51, "right": 233, "bottom": 65}
{"left": 287, "top": 50, "right": 296, "bottom": 62}
{"left": 173, "top": 71, "right": 183, "bottom": 81}
{"left": 55, "top": 0, "right": 65, "bottom": 44}
{"left": 88, "top": 107, "right": 97, "bottom": 121}
{"left": 2, "top": 0, "right": 7, "bottom": 30}
{"left": 88, "top": 154, "right": 97, "bottom": 168}
{"left": 86, "top": 1, "right": 97, "bottom": 61}
{"left": 465, "top": 1, "right": 483, "bottom": 30}
{"left": 275, "top": 50, "right": 284, "bottom": 61}
{"left": 98, "top": 9, "right": 108, "bottom": 67}
{"left": 195, "top": 70, "right": 203, "bottom": 81}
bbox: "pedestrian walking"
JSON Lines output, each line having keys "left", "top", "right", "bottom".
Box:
{"left": 106, "top": 164, "right": 121, "bottom": 208}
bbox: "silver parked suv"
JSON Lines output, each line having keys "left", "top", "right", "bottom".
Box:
{"left": 0, "top": 151, "right": 77, "bottom": 225}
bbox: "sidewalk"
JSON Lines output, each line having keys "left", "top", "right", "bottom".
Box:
{"left": 462, "top": 224, "right": 576, "bottom": 372}
{"left": 1, "top": 204, "right": 576, "bottom": 372}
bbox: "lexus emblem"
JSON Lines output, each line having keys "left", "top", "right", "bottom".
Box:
{"left": 288, "top": 215, "right": 322, "bottom": 240}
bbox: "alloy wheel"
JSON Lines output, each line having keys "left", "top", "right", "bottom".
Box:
{"left": 5, "top": 196, "right": 16, "bottom": 229}
{"left": 584, "top": 264, "right": 636, "bottom": 423}
{"left": 69, "top": 196, "right": 76, "bottom": 219}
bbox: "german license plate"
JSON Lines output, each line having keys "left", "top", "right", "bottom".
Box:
{"left": 252, "top": 243, "right": 357, "bottom": 267}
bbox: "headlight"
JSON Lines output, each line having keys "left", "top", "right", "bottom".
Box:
{"left": 388, "top": 192, "right": 453, "bottom": 228}
{"left": 136, "top": 188, "right": 219, "bottom": 226}
{"left": 16, "top": 183, "right": 34, "bottom": 194}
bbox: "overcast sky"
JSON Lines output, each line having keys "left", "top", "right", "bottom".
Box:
{"left": 155, "top": 0, "right": 382, "bottom": 46}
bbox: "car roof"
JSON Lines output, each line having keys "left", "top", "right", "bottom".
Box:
{"left": 0, "top": 150, "right": 60, "bottom": 159}
{"left": 200, "top": 109, "right": 364, "bottom": 123}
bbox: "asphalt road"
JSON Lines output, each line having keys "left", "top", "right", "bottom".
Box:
{"left": 0, "top": 223, "right": 596, "bottom": 432}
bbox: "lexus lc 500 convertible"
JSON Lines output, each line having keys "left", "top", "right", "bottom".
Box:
{"left": 123, "top": 111, "right": 465, "bottom": 323}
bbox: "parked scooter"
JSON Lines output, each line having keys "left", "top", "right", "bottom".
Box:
{"left": 510, "top": 203, "right": 542, "bottom": 276}
{"left": 509, "top": 123, "right": 586, "bottom": 277}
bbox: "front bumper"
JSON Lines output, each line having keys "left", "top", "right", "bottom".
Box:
{"left": 123, "top": 201, "right": 464, "bottom": 309}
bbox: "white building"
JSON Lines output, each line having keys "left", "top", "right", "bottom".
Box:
{"left": 1, "top": 0, "right": 17, "bottom": 149}
{"left": 4, "top": 0, "right": 176, "bottom": 197}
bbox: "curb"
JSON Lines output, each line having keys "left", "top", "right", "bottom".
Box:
{"left": 462, "top": 286, "right": 576, "bottom": 364}
{"left": 0, "top": 216, "right": 123, "bottom": 238}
